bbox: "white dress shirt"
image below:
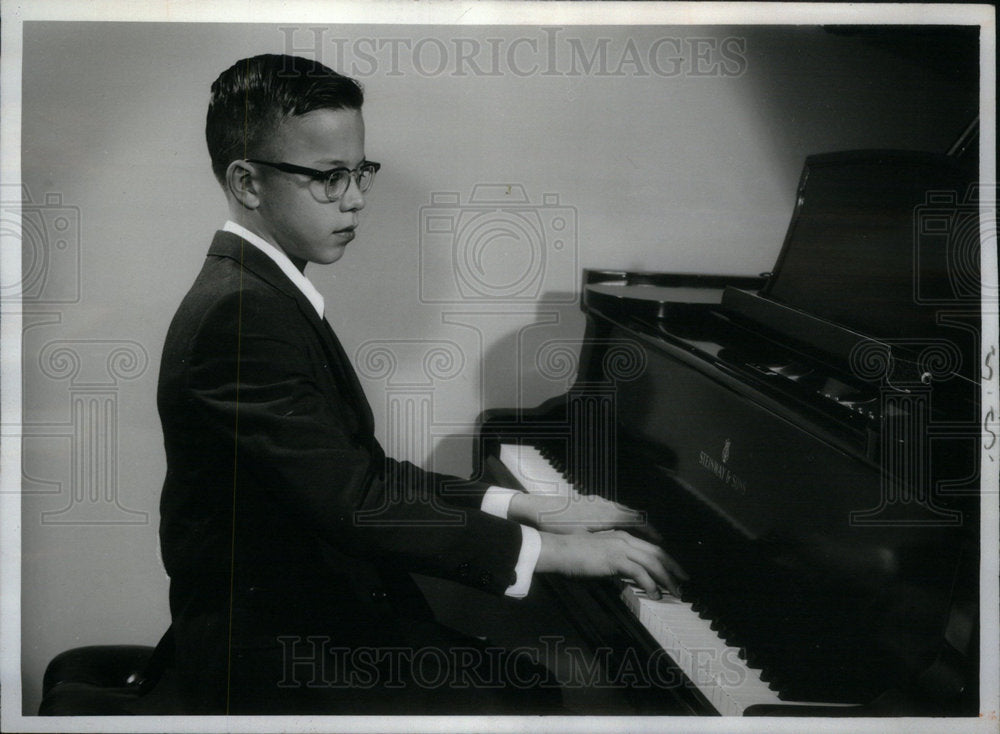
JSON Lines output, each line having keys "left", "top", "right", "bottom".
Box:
{"left": 222, "top": 221, "right": 541, "bottom": 597}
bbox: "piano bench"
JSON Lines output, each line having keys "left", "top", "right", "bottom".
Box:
{"left": 38, "top": 645, "right": 158, "bottom": 715}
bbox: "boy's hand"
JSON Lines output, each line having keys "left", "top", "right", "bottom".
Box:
{"left": 535, "top": 530, "right": 688, "bottom": 599}
{"left": 509, "top": 492, "right": 661, "bottom": 543}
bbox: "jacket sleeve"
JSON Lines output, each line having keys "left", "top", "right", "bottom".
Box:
{"left": 382, "top": 457, "right": 498, "bottom": 510}
{"left": 182, "top": 288, "right": 522, "bottom": 595}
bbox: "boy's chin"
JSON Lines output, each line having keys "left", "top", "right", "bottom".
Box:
{"left": 314, "top": 245, "right": 347, "bottom": 265}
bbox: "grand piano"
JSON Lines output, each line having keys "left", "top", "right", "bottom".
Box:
{"left": 475, "top": 149, "right": 982, "bottom": 715}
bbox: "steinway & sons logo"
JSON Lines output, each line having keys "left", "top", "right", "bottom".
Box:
{"left": 699, "top": 438, "right": 747, "bottom": 494}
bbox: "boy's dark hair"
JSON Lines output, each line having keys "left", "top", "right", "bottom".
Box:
{"left": 206, "top": 54, "right": 364, "bottom": 184}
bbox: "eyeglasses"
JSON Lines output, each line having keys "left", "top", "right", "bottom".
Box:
{"left": 247, "top": 159, "right": 381, "bottom": 201}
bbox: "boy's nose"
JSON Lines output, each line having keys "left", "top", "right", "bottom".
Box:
{"left": 339, "top": 176, "right": 365, "bottom": 212}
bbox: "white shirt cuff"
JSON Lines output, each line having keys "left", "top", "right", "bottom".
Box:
{"left": 504, "top": 525, "right": 541, "bottom": 598}
{"left": 479, "top": 486, "right": 539, "bottom": 598}
{"left": 480, "top": 486, "right": 520, "bottom": 519}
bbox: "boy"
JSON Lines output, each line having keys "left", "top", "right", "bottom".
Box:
{"left": 157, "top": 53, "right": 684, "bottom": 713}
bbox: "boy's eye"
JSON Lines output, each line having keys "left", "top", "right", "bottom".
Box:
{"left": 324, "top": 170, "right": 352, "bottom": 199}
{"left": 320, "top": 163, "right": 379, "bottom": 201}
{"left": 327, "top": 170, "right": 350, "bottom": 187}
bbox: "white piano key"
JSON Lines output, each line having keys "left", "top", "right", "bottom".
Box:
{"left": 499, "top": 444, "right": 576, "bottom": 498}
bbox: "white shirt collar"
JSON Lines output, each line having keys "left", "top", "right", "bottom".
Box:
{"left": 223, "top": 220, "right": 325, "bottom": 319}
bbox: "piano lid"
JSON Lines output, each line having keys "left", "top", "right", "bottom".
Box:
{"left": 761, "top": 150, "right": 978, "bottom": 342}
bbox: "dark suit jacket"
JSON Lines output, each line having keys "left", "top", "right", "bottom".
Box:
{"left": 157, "top": 231, "right": 523, "bottom": 711}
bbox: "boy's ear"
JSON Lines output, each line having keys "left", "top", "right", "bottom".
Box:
{"left": 225, "top": 160, "right": 261, "bottom": 209}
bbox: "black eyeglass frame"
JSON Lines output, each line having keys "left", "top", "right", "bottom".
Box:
{"left": 246, "top": 159, "right": 381, "bottom": 200}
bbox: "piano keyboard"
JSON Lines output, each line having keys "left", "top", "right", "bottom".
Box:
{"left": 619, "top": 583, "right": 782, "bottom": 715}
{"left": 498, "top": 442, "right": 855, "bottom": 715}
{"left": 498, "top": 443, "right": 578, "bottom": 499}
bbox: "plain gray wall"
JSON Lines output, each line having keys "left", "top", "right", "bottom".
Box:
{"left": 18, "top": 21, "right": 977, "bottom": 713}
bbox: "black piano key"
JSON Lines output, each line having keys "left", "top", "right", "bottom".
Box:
{"left": 720, "top": 631, "right": 743, "bottom": 648}
{"left": 678, "top": 580, "right": 702, "bottom": 604}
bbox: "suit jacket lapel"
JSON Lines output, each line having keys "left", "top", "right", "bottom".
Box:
{"left": 207, "top": 231, "right": 376, "bottom": 436}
